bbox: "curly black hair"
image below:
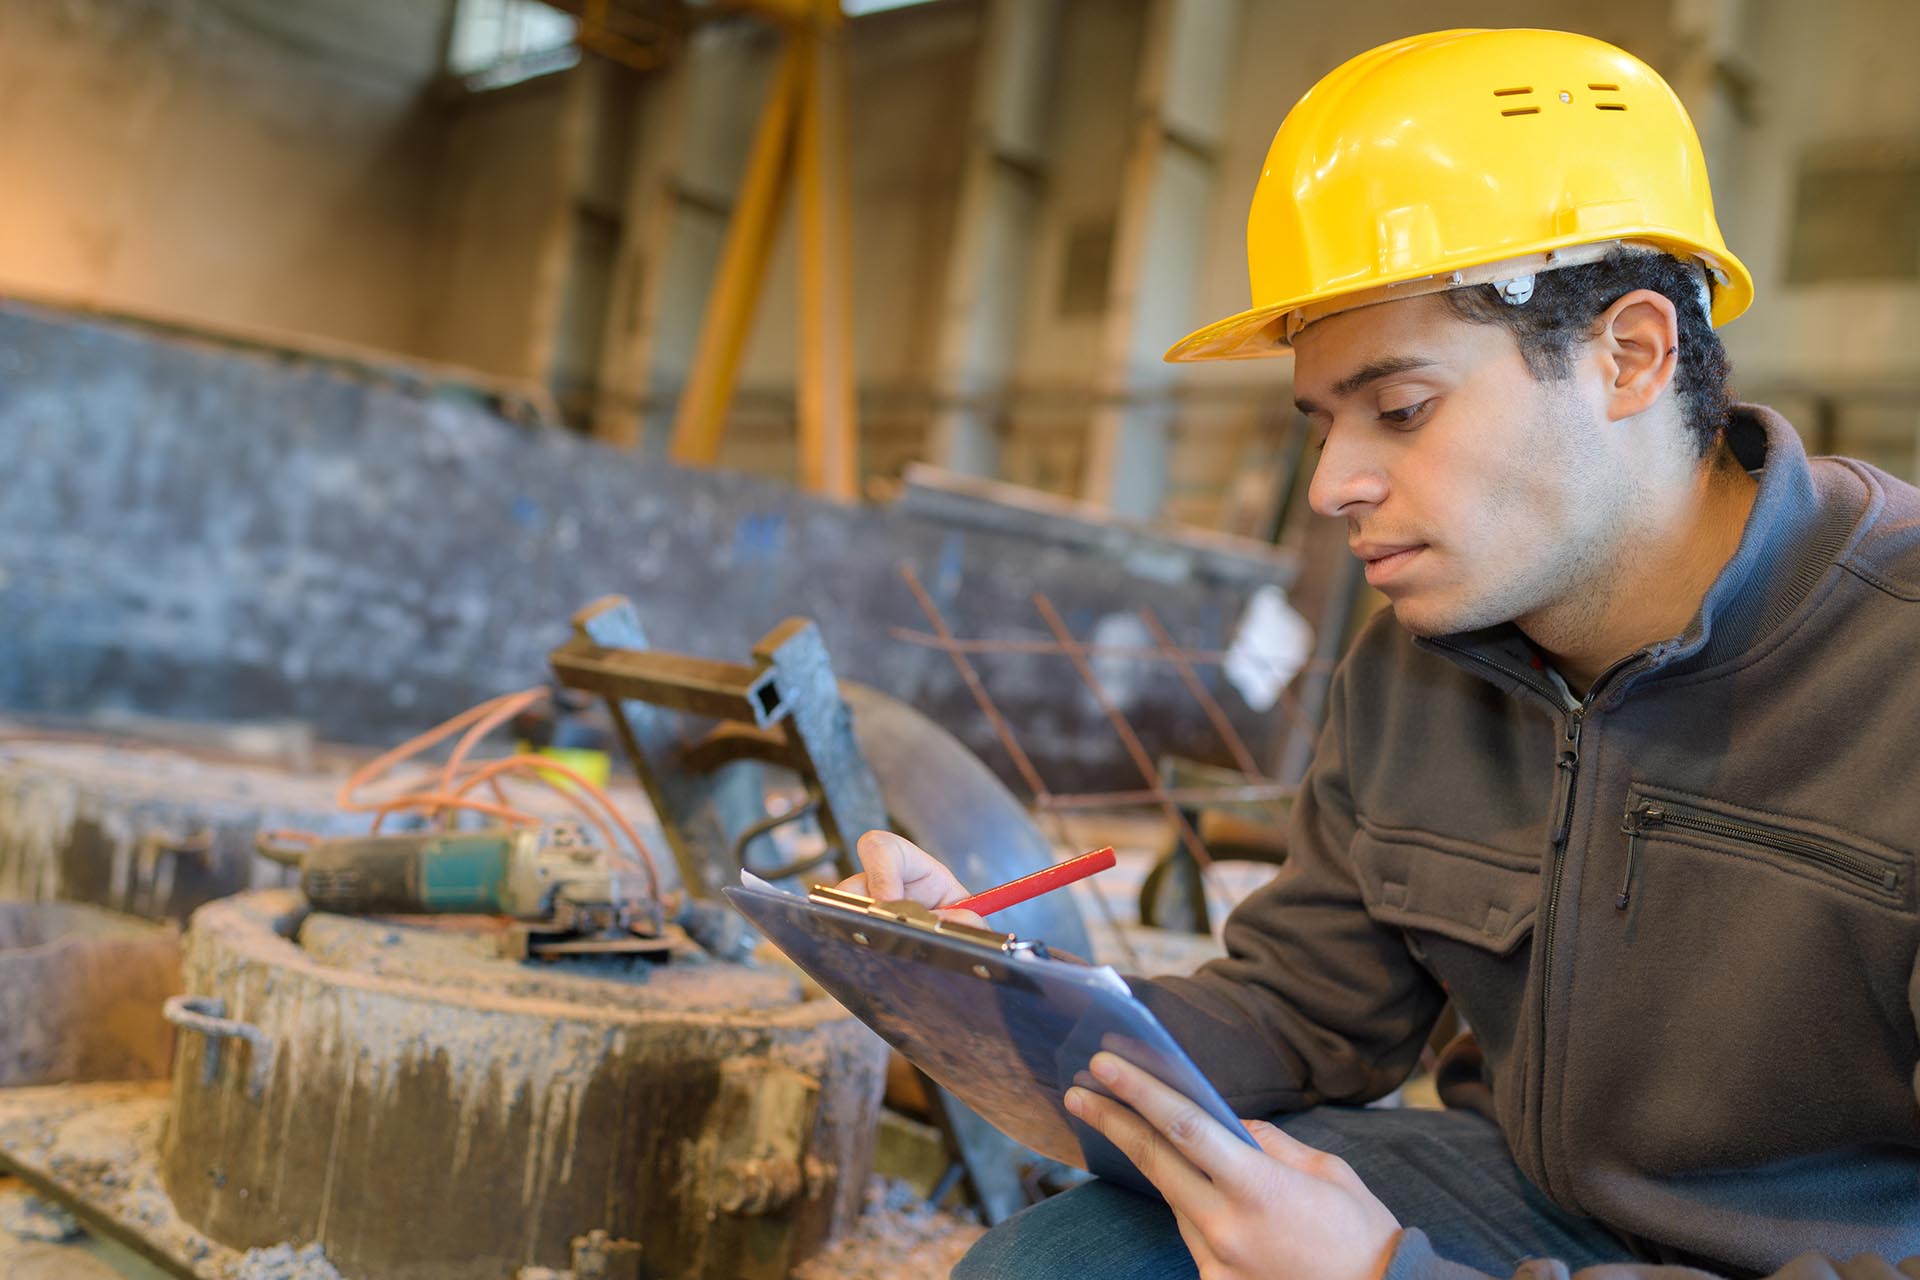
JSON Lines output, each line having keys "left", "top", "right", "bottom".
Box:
{"left": 1441, "top": 248, "right": 1735, "bottom": 459}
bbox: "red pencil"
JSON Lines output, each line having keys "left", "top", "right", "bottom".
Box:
{"left": 950, "top": 846, "right": 1117, "bottom": 917}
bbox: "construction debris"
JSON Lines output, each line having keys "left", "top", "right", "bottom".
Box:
{"left": 0, "top": 1181, "right": 81, "bottom": 1243}
{"left": 227, "top": 1243, "right": 344, "bottom": 1280}
{"left": 790, "top": 1178, "right": 985, "bottom": 1280}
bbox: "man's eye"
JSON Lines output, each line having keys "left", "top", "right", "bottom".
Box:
{"left": 1379, "top": 399, "right": 1432, "bottom": 426}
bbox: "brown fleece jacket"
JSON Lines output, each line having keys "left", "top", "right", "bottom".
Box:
{"left": 1134, "top": 406, "right": 1920, "bottom": 1278}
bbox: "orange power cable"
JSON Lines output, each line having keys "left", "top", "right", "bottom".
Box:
{"left": 326, "top": 687, "right": 664, "bottom": 906}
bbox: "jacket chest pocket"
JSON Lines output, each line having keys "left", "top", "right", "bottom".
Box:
{"left": 1586, "top": 784, "right": 1919, "bottom": 1157}
{"left": 1350, "top": 824, "right": 1542, "bottom": 1064}
{"left": 1621, "top": 784, "right": 1907, "bottom": 909}
{"left": 1350, "top": 823, "right": 1541, "bottom": 955}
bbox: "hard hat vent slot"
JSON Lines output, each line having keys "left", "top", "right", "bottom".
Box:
{"left": 1492, "top": 86, "right": 1533, "bottom": 97}
{"left": 1596, "top": 103, "right": 1628, "bottom": 111}
{"left": 1501, "top": 107, "right": 1541, "bottom": 117}
{"left": 1587, "top": 82, "right": 1620, "bottom": 91}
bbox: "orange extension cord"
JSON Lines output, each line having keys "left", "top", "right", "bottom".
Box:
{"left": 265, "top": 688, "right": 662, "bottom": 906}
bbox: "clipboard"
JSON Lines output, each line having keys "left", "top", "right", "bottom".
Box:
{"left": 724, "top": 878, "right": 1256, "bottom": 1199}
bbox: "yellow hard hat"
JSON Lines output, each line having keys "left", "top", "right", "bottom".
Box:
{"left": 1165, "top": 28, "right": 1754, "bottom": 363}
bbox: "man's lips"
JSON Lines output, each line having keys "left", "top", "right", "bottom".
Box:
{"left": 1352, "top": 542, "right": 1423, "bottom": 563}
{"left": 1354, "top": 543, "right": 1425, "bottom": 584}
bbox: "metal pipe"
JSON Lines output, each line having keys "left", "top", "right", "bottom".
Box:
{"left": 550, "top": 642, "right": 788, "bottom": 728}
{"left": 1031, "top": 593, "right": 1215, "bottom": 874}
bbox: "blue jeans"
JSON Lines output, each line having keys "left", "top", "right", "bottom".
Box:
{"left": 953, "top": 1106, "right": 1635, "bottom": 1278}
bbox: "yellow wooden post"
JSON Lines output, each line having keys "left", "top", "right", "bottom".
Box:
{"left": 792, "top": 0, "right": 860, "bottom": 500}
{"left": 667, "top": 35, "right": 806, "bottom": 466}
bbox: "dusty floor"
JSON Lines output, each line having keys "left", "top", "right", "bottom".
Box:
{"left": 791, "top": 1180, "right": 983, "bottom": 1280}
{"left": 0, "top": 1084, "right": 234, "bottom": 1278}
{"left": 0, "top": 1172, "right": 170, "bottom": 1278}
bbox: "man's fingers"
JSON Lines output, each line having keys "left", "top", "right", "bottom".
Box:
{"left": 1242, "top": 1119, "right": 1363, "bottom": 1190}
{"left": 853, "top": 831, "right": 907, "bottom": 900}
{"left": 852, "top": 830, "right": 970, "bottom": 908}
{"left": 1241, "top": 1117, "right": 1319, "bottom": 1162}
{"left": 1064, "top": 1085, "right": 1215, "bottom": 1210}
{"left": 1168, "top": 1206, "right": 1219, "bottom": 1274}
{"left": 1085, "top": 1052, "right": 1261, "bottom": 1184}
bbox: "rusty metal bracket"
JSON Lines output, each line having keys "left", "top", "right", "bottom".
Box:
{"left": 163, "top": 995, "right": 273, "bottom": 1100}
{"left": 553, "top": 596, "right": 886, "bottom": 899}
{"left": 515, "top": 1228, "right": 645, "bottom": 1280}
{"left": 729, "top": 792, "right": 826, "bottom": 880}
{"left": 552, "top": 597, "right": 1102, "bottom": 1230}
{"left": 748, "top": 617, "right": 886, "bottom": 873}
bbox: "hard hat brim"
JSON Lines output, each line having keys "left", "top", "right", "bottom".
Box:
{"left": 1163, "top": 237, "right": 1753, "bottom": 364}
{"left": 1162, "top": 302, "right": 1296, "bottom": 363}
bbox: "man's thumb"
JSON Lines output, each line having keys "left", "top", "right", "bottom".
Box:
{"left": 856, "top": 830, "right": 906, "bottom": 900}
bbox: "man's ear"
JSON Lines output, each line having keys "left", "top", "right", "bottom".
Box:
{"left": 1590, "top": 288, "right": 1680, "bottom": 422}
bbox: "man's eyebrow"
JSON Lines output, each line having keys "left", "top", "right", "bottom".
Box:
{"left": 1293, "top": 356, "right": 1438, "bottom": 415}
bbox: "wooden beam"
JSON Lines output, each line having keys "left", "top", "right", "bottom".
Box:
{"left": 792, "top": 0, "right": 859, "bottom": 500}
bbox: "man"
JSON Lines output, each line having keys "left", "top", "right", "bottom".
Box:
{"left": 843, "top": 27, "right": 1920, "bottom": 1280}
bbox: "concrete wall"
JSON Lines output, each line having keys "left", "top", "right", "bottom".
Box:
{"left": 994, "top": 0, "right": 1146, "bottom": 497}
{"left": 1715, "top": 0, "right": 1920, "bottom": 385}
{"left": 0, "top": 0, "right": 630, "bottom": 397}
{"left": 0, "top": 0, "right": 451, "bottom": 354}
{"left": 415, "top": 70, "right": 581, "bottom": 382}
{"left": 10, "top": 0, "right": 1917, "bottom": 513}
{"left": 0, "top": 300, "right": 1286, "bottom": 789}
{"left": 1717, "top": 0, "right": 1920, "bottom": 478}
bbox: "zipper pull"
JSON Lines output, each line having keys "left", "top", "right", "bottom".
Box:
{"left": 1616, "top": 804, "right": 1661, "bottom": 910}
{"left": 1617, "top": 833, "right": 1640, "bottom": 910}
{"left": 1548, "top": 712, "right": 1583, "bottom": 846}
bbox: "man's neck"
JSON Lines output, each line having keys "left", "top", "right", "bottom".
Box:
{"left": 1524, "top": 450, "right": 1759, "bottom": 698}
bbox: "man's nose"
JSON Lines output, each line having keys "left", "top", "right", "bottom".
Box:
{"left": 1307, "top": 428, "right": 1389, "bottom": 518}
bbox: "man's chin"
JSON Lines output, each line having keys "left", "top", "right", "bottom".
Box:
{"left": 1383, "top": 592, "right": 1486, "bottom": 639}
{"left": 1386, "top": 600, "right": 1449, "bottom": 637}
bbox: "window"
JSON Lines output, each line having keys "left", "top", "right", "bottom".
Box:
{"left": 448, "top": 0, "right": 579, "bottom": 91}
{"left": 843, "top": 0, "right": 947, "bottom": 13}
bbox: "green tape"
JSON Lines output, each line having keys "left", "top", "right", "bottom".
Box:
{"left": 418, "top": 835, "right": 512, "bottom": 912}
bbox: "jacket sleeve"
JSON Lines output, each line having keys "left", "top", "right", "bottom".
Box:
{"left": 1128, "top": 649, "right": 1449, "bottom": 1116}
{"left": 1385, "top": 1228, "right": 1920, "bottom": 1280}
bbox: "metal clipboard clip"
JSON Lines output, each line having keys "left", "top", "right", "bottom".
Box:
{"left": 805, "top": 885, "right": 1055, "bottom": 960}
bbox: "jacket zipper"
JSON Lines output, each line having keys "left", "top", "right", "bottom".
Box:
{"left": 1540, "top": 711, "right": 1582, "bottom": 950}
{"left": 1533, "top": 708, "right": 1580, "bottom": 1202}
{"left": 1622, "top": 799, "right": 1899, "bottom": 897}
{"left": 1425, "top": 640, "right": 1648, "bottom": 1210}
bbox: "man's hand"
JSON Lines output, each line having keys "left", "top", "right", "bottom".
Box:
{"left": 1065, "top": 1051, "right": 1401, "bottom": 1280}
{"left": 839, "top": 831, "right": 988, "bottom": 927}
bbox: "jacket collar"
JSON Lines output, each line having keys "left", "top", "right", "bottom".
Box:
{"left": 1414, "top": 404, "right": 1863, "bottom": 709}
